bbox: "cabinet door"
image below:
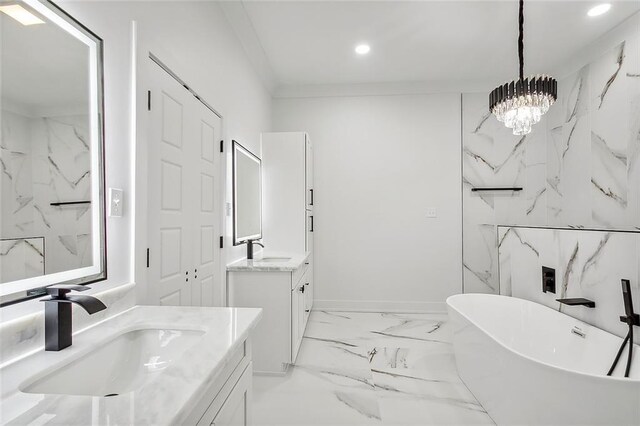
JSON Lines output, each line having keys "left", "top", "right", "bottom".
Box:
{"left": 304, "top": 259, "right": 313, "bottom": 317}
{"left": 305, "top": 134, "right": 313, "bottom": 210}
{"left": 305, "top": 210, "right": 314, "bottom": 252}
{"left": 291, "top": 283, "right": 302, "bottom": 362}
{"left": 297, "top": 282, "right": 305, "bottom": 354}
{"left": 211, "top": 363, "right": 252, "bottom": 426}
{"left": 291, "top": 285, "right": 302, "bottom": 364}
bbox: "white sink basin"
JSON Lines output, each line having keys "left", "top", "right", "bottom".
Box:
{"left": 21, "top": 328, "right": 203, "bottom": 397}
{"left": 255, "top": 257, "right": 291, "bottom": 263}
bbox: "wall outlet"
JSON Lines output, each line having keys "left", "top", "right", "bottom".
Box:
{"left": 109, "top": 188, "right": 124, "bottom": 217}
{"left": 426, "top": 208, "right": 437, "bottom": 218}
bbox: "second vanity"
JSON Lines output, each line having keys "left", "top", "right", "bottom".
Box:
{"left": 227, "top": 252, "right": 313, "bottom": 374}
{"left": 0, "top": 306, "right": 262, "bottom": 425}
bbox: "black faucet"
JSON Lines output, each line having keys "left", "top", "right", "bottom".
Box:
{"left": 556, "top": 298, "right": 596, "bottom": 308}
{"left": 246, "top": 240, "right": 264, "bottom": 260}
{"left": 41, "top": 285, "right": 107, "bottom": 351}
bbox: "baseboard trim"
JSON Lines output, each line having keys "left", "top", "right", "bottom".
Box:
{"left": 313, "top": 299, "right": 447, "bottom": 314}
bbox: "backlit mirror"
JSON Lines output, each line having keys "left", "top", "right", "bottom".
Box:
{"left": 232, "top": 140, "right": 262, "bottom": 245}
{"left": 0, "top": 0, "right": 106, "bottom": 306}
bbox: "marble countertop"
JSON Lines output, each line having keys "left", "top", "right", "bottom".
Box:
{"left": 226, "top": 251, "right": 310, "bottom": 272}
{"left": 0, "top": 305, "right": 262, "bottom": 425}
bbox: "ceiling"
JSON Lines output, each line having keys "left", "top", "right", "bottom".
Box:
{"left": 226, "top": 0, "right": 640, "bottom": 93}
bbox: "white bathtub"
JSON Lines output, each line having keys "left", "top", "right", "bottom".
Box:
{"left": 447, "top": 294, "right": 640, "bottom": 426}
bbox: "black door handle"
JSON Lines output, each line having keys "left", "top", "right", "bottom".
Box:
{"left": 310, "top": 216, "right": 314, "bottom": 232}
{"left": 310, "top": 189, "right": 314, "bottom": 206}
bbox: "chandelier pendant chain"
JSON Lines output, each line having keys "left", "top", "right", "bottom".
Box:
{"left": 518, "top": 0, "right": 524, "bottom": 82}
{"left": 489, "top": 0, "right": 557, "bottom": 135}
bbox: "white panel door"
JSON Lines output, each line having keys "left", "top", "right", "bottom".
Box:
{"left": 192, "top": 100, "right": 221, "bottom": 307}
{"left": 147, "top": 63, "right": 194, "bottom": 306}
{"left": 147, "top": 61, "right": 221, "bottom": 307}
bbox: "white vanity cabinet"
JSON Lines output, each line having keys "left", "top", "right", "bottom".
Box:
{"left": 227, "top": 255, "right": 312, "bottom": 374}
{"left": 181, "top": 338, "right": 256, "bottom": 426}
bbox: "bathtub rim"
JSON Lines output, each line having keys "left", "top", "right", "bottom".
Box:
{"left": 446, "top": 293, "right": 640, "bottom": 383}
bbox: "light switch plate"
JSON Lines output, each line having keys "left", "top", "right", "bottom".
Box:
{"left": 426, "top": 208, "right": 437, "bottom": 218}
{"left": 109, "top": 188, "right": 124, "bottom": 217}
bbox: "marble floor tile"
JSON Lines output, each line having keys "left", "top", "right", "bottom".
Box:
{"left": 369, "top": 347, "right": 460, "bottom": 383}
{"left": 296, "top": 336, "right": 372, "bottom": 370}
{"left": 377, "top": 394, "right": 494, "bottom": 426}
{"left": 253, "top": 389, "right": 382, "bottom": 425}
{"left": 252, "top": 311, "right": 494, "bottom": 426}
{"left": 253, "top": 364, "right": 375, "bottom": 394}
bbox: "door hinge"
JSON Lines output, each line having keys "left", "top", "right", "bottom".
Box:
{"left": 146, "top": 248, "right": 150, "bottom": 268}
{"left": 220, "top": 140, "right": 224, "bottom": 153}
{"left": 219, "top": 236, "right": 224, "bottom": 249}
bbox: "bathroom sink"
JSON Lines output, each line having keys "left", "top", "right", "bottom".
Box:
{"left": 21, "top": 328, "right": 203, "bottom": 397}
{"left": 255, "top": 257, "right": 291, "bottom": 263}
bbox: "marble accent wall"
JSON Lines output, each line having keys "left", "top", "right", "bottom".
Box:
{"left": 0, "top": 237, "right": 44, "bottom": 283}
{"left": 463, "top": 33, "right": 640, "bottom": 294}
{"left": 498, "top": 226, "right": 640, "bottom": 344}
{"left": 0, "top": 110, "right": 92, "bottom": 280}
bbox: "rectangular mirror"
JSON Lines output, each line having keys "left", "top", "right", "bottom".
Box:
{"left": 232, "top": 140, "right": 262, "bottom": 245}
{"left": 0, "top": 0, "right": 106, "bottom": 306}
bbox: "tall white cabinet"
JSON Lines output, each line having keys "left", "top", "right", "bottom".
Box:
{"left": 261, "top": 132, "right": 314, "bottom": 253}
{"left": 262, "top": 132, "right": 314, "bottom": 298}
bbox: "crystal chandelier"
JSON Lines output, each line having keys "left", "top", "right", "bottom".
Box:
{"left": 489, "top": 0, "right": 557, "bottom": 135}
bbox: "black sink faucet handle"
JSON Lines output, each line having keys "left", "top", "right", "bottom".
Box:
{"left": 46, "top": 284, "right": 90, "bottom": 298}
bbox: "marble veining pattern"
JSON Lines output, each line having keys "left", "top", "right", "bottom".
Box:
{"left": 253, "top": 311, "right": 494, "bottom": 425}
{"left": 463, "top": 31, "right": 640, "bottom": 294}
{"left": 1, "top": 111, "right": 94, "bottom": 281}
{"left": 499, "top": 226, "right": 640, "bottom": 345}
{"left": 0, "top": 237, "right": 44, "bottom": 282}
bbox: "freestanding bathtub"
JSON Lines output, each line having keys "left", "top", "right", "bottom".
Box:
{"left": 447, "top": 294, "right": 640, "bottom": 426}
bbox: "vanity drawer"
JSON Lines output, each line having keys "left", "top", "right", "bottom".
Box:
{"left": 291, "top": 258, "right": 310, "bottom": 288}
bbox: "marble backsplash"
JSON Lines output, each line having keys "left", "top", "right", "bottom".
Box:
{"left": 463, "top": 29, "right": 640, "bottom": 294}
{"left": 0, "top": 282, "right": 135, "bottom": 365}
{"left": 498, "top": 226, "right": 640, "bottom": 344}
{"left": 1, "top": 110, "right": 92, "bottom": 281}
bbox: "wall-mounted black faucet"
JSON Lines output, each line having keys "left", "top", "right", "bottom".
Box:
{"left": 41, "top": 285, "right": 107, "bottom": 351}
{"left": 556, "top": 298, "right": 596, "bottom": 308}
{"left": 246, "top": 240, "right": 264, "bottom": 260}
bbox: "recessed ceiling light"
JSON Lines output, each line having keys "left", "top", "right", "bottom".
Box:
{"left": 0, "top": 4, "right": 44, "bottom": 25}
{"left": 355, "top": 44, "right": 370, "bottom": 55}
{"left": 587, "top": 3, "right": 611, "bottom": 17}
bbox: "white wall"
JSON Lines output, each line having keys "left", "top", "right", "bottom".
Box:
{"left": 0, "top": 1, "right": 271, "bottom": 330}
{"left": 273, "top": 94, "right": 462, "bottom": 312}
